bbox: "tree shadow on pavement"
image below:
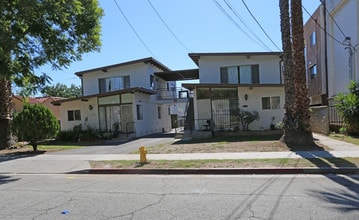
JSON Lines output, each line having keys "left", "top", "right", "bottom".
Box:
{"left": 287, "top": 139, "right": 359, "bottom": 212}
{"left": 0, "top": 150, "right": 45, "bottom": 162}
{"left": 0, "top": 175, "right": 20, "bottom": 186}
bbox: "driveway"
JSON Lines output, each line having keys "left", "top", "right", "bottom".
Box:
{"left": 49, "top": 133, "right": 176, "bottom": 155}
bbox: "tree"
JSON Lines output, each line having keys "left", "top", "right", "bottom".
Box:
{"left": 231, "top": 108, "right": 260, "bottom": 131}
{"left": 0, "top": 0, "right": 103, "bottom": 149}
{"left": 335, "top": 81, "right": 359, "bottom": 135}
{"left": 279, "top": 0, "right": 313, "bottom": 146}
{"left": 41, "top": 83, "right": 82, "bottom": 98}
{"left": 12, "top": 103, "right": 60, "bottom": 152}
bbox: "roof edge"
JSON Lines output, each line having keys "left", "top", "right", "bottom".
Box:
{"left": 188, "top": 51, "right": 283, "bottom": 66}
{"left": 75, "top": 57, "right": 171, "bottom": 76}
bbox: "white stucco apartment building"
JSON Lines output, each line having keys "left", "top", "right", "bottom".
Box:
{"left": 54, "top": 57, "right": 181, "bottom": 138}
{"left": 54, "top": 52, "right": 285, "bottom": 138}
{"left": 182, "top": 52, "right": 285, "bottom": 131}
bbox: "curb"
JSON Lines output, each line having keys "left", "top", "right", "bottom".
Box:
{"left": 88, "top": 167, "right": 359, "bottom": 175}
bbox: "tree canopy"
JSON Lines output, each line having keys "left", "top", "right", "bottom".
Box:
{"left": 1, "top": 0, "right": 103, "bottom": 83}
{"left": 0, "top": 0, "right": 103, "bottom": 149}
{"left": 41, "top": 83, "right": 82, "bottom": 98}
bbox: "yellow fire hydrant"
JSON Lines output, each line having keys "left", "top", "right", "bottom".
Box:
{"left": 139, "top": 146, "right": 147, "bottom": 163}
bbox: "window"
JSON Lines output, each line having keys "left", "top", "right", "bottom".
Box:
{"left": 150, "top": 75, "right": 155, "bottom": 89}
{"left": 67, "top": 110, "right": 81, "bottom": 121}
{"left": 99, "top": 76, "right": 130, "bottom": 93}
{"left": 310, "top": 65, "right": 317, "bottom": 79}
{"left": 262, "top": 96, "right": 280, "bottom": 110}
{"left": 136, "top": 104, "right": 143, "bottom": 120}
{"left": 220, "top": 65, "right": 259, "bottom": 84}
{"left": 310, "top": 32, "right": 316, "bottom": 46}
{"left": 158, "top": 106, "right": 161, "bottom": 119}
{"left": 240, "top": 65, "right": 259, "bottom": 84}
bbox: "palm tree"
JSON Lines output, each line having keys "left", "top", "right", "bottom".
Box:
{"left": 279, "top": 0, "right": 313, "bottom": 146}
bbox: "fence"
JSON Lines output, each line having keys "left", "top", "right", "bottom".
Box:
{"left": 328, "top": 105, "right": 344, "bottom": 131}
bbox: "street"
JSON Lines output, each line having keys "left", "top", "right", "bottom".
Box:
{"left": 1, "top": 174, "right": 358, "bottom": 219}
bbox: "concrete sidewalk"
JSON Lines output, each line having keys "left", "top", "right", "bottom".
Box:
{"left": 0, "top": 133, "right": 358, "bottom": 174}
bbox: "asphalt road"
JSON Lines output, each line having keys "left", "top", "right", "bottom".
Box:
{"left": 51, "top": 133, "right": 176, "bottom": 155}
{"left": 1, "top": 174, "right": 359, "bottom": 219}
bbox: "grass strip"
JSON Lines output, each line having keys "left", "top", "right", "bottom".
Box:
{"left": 89, "top": 157, "right": 359, "bottom": 169}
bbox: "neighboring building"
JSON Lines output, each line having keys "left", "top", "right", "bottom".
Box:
{"left": 12, "top": 96, "right": 64, "bottom": 121}
{"left": 304, "top": 4, "right": 328, "bottom": 106}
{"left": 325, "top": 0, "right": 359, "bottom": 98}
{"left": 53, "top": 57, "right": 192, "bottom": 138}
{"left": 304, "top": 0, "right": 359, "bottom": 104}
{"left": 182, "top": 52, "right": 285, "bottom": 131}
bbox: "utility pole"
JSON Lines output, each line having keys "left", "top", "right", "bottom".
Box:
{"left": 343, "top": 37, "right": 358, "bottom": 81}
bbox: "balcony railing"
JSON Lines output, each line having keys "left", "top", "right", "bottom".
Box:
{"left": 156, "top": 87, "right": 193, "bottom": 100}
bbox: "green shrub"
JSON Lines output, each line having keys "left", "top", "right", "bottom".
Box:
{"left": 335, "top": 81, "right": 359, "bottom": 135}
{"left": 12, "top": 103, "right": 60, "bottom": 151}
{"left": 231, "top": 108, "right": 260, "bottom": 131}
{"left": 57, "top": 124, "right": 100, "bottom": 142}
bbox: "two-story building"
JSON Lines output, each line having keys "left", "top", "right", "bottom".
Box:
{"left": 53, "top": 57, "right": 188, "bottom": 138}
{"left": 54, "top": 52, "right": 284, "bottom": 138}
{"left": 182, "top": 52, "right": 285, "bottom": 132}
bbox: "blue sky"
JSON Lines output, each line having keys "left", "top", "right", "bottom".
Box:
{"left": 36, "top": 0, "right": 321, "bottom": 88}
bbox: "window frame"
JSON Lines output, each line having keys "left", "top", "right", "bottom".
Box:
{"left": 158, "top": 106, "right": 162, "bottom": 119}
{"left": 261, "top": 96, "right": 280, "bottom": 110}
{"left": 310, "top": 64, "right": 317, "bottom": 79}
{"left": 99, "top": 76, "right": 131, "bottom": 93}
{"left": 136, "top": 104, "right": 143, "bottom": 120}
{"left": 310, "top": 32, "right": 316, "bottom": 46}
{"left": 220, "top": 65, "right": 259, "bottom": 84}
{"left": 67, "top": 110, "right": 81, "bottom": 121}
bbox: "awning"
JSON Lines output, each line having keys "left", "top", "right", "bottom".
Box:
{"left": 154, "top": 69, "right": 199, "bottom": 81}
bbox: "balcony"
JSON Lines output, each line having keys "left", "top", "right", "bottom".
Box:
{"left": 156, "top": 87, "right": 193, "bottom": 100}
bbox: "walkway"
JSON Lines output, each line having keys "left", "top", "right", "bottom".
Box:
{"left": 0, "top": 133, "right": 358, "bottom": 174}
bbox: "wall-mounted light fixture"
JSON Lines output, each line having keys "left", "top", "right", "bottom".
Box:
{"left": 89, "top": 105, "right": 93, "bottom": 110}
{"left": 244, "top": 94, "right": 248, "bottom": 101}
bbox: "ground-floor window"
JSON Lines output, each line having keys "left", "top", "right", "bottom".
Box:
{"left": 99, "top": 105, "right": 134, "bottom": 133}
{"left": 67, "top": 110, "right": 81, "bottom": 121}
{"left": 262, "top": 96, "right": 280, "bottom": 109}
{"left": 136, "top": 104, "right": 143, "bottom": 120}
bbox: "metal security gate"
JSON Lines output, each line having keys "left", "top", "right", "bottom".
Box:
{"left": 328, "top": 104, "right": 344, "bottom": 132}
{"left": 211, "top": 98, "right": 239, "bottom": 131}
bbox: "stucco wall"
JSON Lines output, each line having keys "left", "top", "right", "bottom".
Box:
{"left": 310, "top": 106, "right": 329, "bottom": 135}
{"left": 81, "top": 62, "right": 164, "bottom": 96}
{"left": 193, "top": 86, "right": 285, "bottom": 131}
{"left": 198, "top": 55, "right": 281, "bottom": 84}
{"left": 133, "top": 93, "right": 172, "bottom": 137}
{"left": 59, "top": 98, "right": 98, "bottom": 131}
{"left": 326, "top": 0, "right": 359, "bottom": 97}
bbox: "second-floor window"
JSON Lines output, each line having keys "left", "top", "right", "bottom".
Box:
{"left": 99, "top": 76, "right": 130, "bottom": 93}
{"left": 310, "top": 65, "right": 317, "bottom": 79}
{"left": 310, "top": 32, "right": 316, "bottom": 46}
{"left": 220, "top": 65, "right": 259, "bottom": 84}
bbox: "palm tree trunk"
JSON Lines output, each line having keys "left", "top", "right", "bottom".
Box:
{"left": 0, "top": 77, "right": 14, "bottom": 149}
{"left": 279, "top": 0, "right": 313, "bottom": 146}
{"left": 290, "top": 0, "right": 313, "bottom": 145}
